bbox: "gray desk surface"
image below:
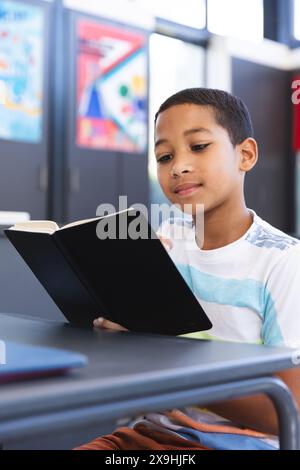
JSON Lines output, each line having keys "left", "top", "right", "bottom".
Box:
{"left": 0, "top": 312, "right": 299, "bottom": 449}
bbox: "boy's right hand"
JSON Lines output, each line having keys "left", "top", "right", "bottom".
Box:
{"left": 93, "top": 317, "right": 128, "bottom": 331}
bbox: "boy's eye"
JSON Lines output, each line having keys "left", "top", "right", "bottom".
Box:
{"left": 157, "top": 154, "right": 172, "bottom": 163}
{"left": 191, "top": 143, "right": 210, "bottom": 151}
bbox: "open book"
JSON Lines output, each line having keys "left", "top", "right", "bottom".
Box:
{"left": 4, "top": 208, "right": 212, "bottom": 335}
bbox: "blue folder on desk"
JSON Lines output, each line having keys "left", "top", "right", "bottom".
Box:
{"left": 0, "top": 341, "right": 87, "bottom": 383}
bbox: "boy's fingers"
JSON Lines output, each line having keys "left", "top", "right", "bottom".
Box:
{"left": 158, "top": 236, "right": 173, "bottom": 251}
{"left": 93, "top": 317, "right": 103, "bottom": 328}
{"left": 93, "top": 317, "right": 128, "bottom": 331}
{"left": 102, "top": 318, "right": 128, "bottom": 331}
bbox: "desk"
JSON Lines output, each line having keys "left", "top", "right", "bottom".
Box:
{"left": 0, "top": 313, "right": 299, "bottom": 450}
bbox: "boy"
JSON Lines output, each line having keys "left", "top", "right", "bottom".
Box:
{"left": 78, "top": 88, "right": 300, "bottom": 450}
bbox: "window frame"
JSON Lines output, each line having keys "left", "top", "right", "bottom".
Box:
{"left": 264, "top": 0, "right": 300, "bottom": 48}
{"left": 154, "top": 0, "right": 210, "bottom": 47}
{"left": 291, "top": 0, "right": 300, "bottom": 46}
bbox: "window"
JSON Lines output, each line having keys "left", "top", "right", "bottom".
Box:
{"left": 207, "top": 0, "right": 264, "bottom": 42}
{"left": 132, "top": 0, "right": 206, "bottom": 29}
{"left": 294, "top": 0, "right": 300, "bottom": 40}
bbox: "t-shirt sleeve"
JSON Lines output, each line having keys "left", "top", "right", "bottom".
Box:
{"left": 263, "top": 242, "right": 300, "bottom": 348}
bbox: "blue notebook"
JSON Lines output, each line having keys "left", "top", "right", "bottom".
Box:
{"left": 0, "top": 341, "right": 87, "bottom": 383}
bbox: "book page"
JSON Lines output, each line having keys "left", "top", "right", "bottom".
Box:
{"left": 8, "top": 207, "right": 137, "bottom": 233}
{"left": 9, "top": 220, "right": 59, "bottom": 234}
{"left": 60, "top": 216, "right": 102, "bottom": 230}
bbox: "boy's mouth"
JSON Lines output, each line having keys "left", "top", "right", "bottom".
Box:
{"left": 174, "top": 183, "right": 203, "bottom": 197}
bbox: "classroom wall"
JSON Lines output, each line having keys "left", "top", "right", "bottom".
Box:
{"left": 206, "top": 36, "right": 299, "bottom": 233}
{"left": 232, "top": 58, "right": 294, "bottom": 232}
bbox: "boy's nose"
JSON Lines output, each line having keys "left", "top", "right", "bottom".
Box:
{"left": 171, "top": 164, "right": 193, "bottom": 177}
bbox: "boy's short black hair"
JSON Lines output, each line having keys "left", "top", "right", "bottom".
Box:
{"left": 154, "top": 87, "right": 254, "bottom": 147}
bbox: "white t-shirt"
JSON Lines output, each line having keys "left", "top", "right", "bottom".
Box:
{"left": 157, "top": 209, "right": 300, "bottom": 348}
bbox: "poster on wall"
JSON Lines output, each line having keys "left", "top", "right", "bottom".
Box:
{"left": 77, "top": 19, "right": 148, "bottom": 153}
{"left": 0, "top": 1, "right": 44, "bottom": 143}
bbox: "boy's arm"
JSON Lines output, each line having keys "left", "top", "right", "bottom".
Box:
{"left": 207, "top": 367, "right": 300, "bottom": 435}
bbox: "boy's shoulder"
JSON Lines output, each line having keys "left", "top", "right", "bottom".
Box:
{"left": 157, "top": 211, "right": 300, "bottom": 252}
{"left": 247, "top": 210, "right": 300, "bottom": 253}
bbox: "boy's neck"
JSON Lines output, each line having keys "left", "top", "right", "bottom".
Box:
{"left": 193, "top": 201, "right": 253, "bottom": 251}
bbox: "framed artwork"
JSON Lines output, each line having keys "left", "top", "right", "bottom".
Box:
{"left": 76, "top": 19, "right": 148, "bottom": 153}
{"left": 0, "top": 0, "right": 44, "bottom": 143}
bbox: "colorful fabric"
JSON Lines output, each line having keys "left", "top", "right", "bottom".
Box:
{"left": 75, "top": 408, "right": 278, "bottom": 450}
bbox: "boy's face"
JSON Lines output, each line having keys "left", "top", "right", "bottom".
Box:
{"left": 154, "top": 103, "right": 250, "bottom": 216}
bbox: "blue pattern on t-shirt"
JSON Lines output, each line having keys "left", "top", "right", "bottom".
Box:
{"left": 175, "top": 263, "right": 284, "bottom": 346}
{"left": 246, "top": 225, "right": 298, "bottom": 251}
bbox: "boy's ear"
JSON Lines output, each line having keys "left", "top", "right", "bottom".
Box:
{"left": 238, "top": 138, "right": 258, "bottom": 172}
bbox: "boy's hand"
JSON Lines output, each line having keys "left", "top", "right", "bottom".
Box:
{"left": 93, "top": 317, "right": 128, "bottom": 331}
